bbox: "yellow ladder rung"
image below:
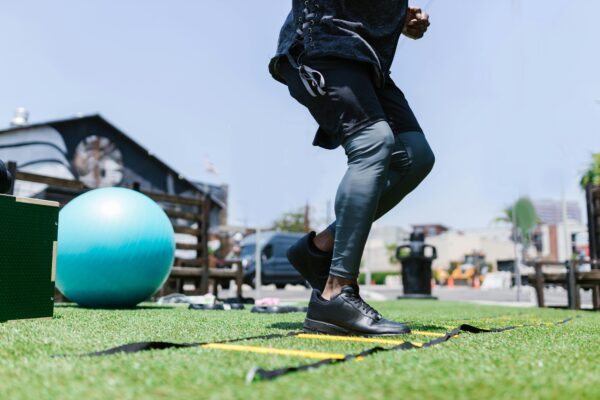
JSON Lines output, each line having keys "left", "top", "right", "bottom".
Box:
{"left": 297, "top": 333, "right": 423, "bottom": 347}
{"left": 201, "top": 343, "right": 346, "bottom": 360}
{"left": 411, "top": 330, "right": 445, "bottom": 338}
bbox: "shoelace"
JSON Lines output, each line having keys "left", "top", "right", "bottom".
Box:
{"left": 298, "top": 64, "right": 326, "bottom": 97}
{"left": 346, "top": 292, "right": 382, "bottom": 320}
{"left": 290, "top": 1, "right": 326, "bottom": 97}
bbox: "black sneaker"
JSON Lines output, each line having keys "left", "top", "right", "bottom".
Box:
{"left": 304, "top": 285, "right": 411, "bottom": 336}
{"left": 286, "top": 231, "right": 332, "bottom": 292}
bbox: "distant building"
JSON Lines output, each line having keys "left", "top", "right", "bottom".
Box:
{"left": 363, "top": 225, "right": 516, "bottom": 272}
{"left": 362, "top": 224, "right": 410, "bottom": 272}
{"left": 531, "top": 199, "right": 587, "bottom": 261}
{"left": 532, "top": 220, "right": 588, "bottom": 261}
{"left": 425, "top": 227, "right": 515, "bottom": 270}
{"left": 533, "top": 199, "right": 582, "bottom": 224}
{"left": 412, "top": 224, "right": 449, "bottom": 237}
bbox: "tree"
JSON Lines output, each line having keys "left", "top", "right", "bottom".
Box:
{"left": 495, "top": 197, "right": 540, "bottom": 263}
{"left": 580, "top": 153, "right": 600, "bottom": 189}
{"left": 513, "top": 197, "right": 539, "bottom": 247}
{"left": 495, "top": 197, "right": 539, "bottom": 247}
{"left": 272, "top": 207, "right": 309, "bottom": 233}
{"left": 386, "top": 243, "right": 400, "bottom": 265}
{"left": 494, "top": 207, "right": 514, "bottom": 225}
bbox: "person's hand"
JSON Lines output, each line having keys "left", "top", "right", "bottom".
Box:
{"left": 402, "top": 7, "right": 430, "bottom": 39}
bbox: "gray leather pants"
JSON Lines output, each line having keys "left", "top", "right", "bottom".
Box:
{"left": 328, "top": 122, "right": 435, "bottom": 279}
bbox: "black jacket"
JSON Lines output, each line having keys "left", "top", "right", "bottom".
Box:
{"left": 269, "top": 0, "right": 409, "bottom": 88}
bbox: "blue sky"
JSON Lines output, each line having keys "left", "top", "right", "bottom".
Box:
{"left": 1, "top": 1, "right": 598, "bottom": 229}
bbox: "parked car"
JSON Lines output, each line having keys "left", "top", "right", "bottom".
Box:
{"left": 240, "top": 231, "right": 308, "bottom": 289}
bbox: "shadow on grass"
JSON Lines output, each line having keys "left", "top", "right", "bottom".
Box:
{"left": 54, "top": 303, "right": 79, "bottom": 308}
{"left": 54, "top": 303, "right": 175, "bottom": 311}
{"left": 407, "top": 323, "right": 451, "bottom": 331}
{"left": 269, "top": 322, "right": 304, "bottom": 331}
{"left": 270, "top": 321, "right": 453, "bottom": 335}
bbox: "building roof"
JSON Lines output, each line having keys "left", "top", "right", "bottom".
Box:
{"left": 0, "top": 114, "right": 225, "bottom": 207}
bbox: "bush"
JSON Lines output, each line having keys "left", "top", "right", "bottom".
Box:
{"left": 358, "top": 271, "right": 399, "bottom": 285}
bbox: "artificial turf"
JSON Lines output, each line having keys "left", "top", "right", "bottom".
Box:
{"left": 1, "top": 300, "right": 598, "bottom": 400}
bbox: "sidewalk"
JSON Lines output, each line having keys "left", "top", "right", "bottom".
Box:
{"left": 235, "top": 284, "right": 595, "bottom": 309}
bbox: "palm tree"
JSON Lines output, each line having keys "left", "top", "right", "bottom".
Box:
{"left": 495, "top": 197, "right": 540, "bottom": 267}
{"left": 580, "top": 153, "right": 600, "bottom": 189}
{"left": 495, "top": 198, "right": 539, "bottom": 247}
{"left": 494, "top": 207, "right": 513, "bottom": 225}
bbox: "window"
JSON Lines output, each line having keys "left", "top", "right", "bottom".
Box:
{"left": 262, "top": 244, "right": 274, "bottom": 260}
{"left": 532, "top": 232, "right": 543, "bottom": 253}
{"left": 240, "top": 244, "right": 255, "bottom": 261}
{"left": 263, "top": 244, "right": 273, "bottom": 260}
{"left": 273, "top": 240, "right": 296, "bottom": 258}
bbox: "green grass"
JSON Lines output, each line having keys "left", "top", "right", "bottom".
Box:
{"left": 1, "top": 301, "right": 599, "bottom": 400}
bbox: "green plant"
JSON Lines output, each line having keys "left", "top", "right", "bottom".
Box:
{"left": 493, "top": 207, "right": 514, "bottom": 225}
{"left": 272, "top": 208, "right": 308, "bottom": 233}
{"left": 358, "top": 271, "right": 399, "bottom": 285}
{"left": 387, "top": 243, "right": 403, "bottom": 264}
{"left": 513, "top": 197, "right": 538, "bottom": 247}
{"left": 495, "top": 197, "right": 539, "bottom": 248}
{"left": 580, "top": 153, "right": 600, "bottom": 189}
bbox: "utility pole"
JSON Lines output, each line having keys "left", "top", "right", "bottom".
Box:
{"left": 512, "top": 203, "right": 522, "bottom": 302}
{"left": 254, "top": 228, "right": 262, "bottom": 299}
{"left": 304, "top": 203, "right": 310, "bottom": 233}
{"left": 561, "top": 191, "right": 571, "bottom": 261}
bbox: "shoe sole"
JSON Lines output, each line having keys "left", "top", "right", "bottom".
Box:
{"left": 304, "top": 318, "right": 411, "bottom": 337}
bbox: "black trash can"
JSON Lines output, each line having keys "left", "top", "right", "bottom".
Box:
{"left": 396, "top": 232, "right": 437, "bottom": 299}
{"left": 0, "top": 160, "right": 14, "bottom": 194}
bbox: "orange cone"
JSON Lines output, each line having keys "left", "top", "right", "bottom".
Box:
{"left": 431, "top": 278, "right": 436, "bottom": 290}
{"left": 447, "top": 277, "right": 454, "bottom": 289}
{"left": 473, "top": 277, "right": 481, "bottom": 289}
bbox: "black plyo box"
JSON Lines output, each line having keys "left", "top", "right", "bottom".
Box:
{"left": 0, "top": 194, "right": 58, "bottom": 322}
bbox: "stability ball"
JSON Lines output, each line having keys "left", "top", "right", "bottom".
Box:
{"left": 56, "top": 187, "right": 175, "bottom": 308}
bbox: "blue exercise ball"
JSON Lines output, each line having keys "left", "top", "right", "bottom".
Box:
{"left": 56, "top": 187, "right": 175, "bottom": 308}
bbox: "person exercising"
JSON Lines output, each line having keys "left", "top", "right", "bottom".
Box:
{"left": 269, "top": 1, "right": 433, "bottom": 336}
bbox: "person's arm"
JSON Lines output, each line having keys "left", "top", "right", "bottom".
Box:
{"left": 402, "top": 7, "right": 430, "bottom": 39}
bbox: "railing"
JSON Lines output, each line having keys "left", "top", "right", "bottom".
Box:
{"left": 7, "top": 161, "right": 228, "bottom": 297}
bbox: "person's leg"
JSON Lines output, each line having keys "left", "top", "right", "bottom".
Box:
{"left": 302, "top": 120, "right": 412, "bottom": 335}
{"left": 374, "top": 132, "right": 435, "bottom": 219}
{"left": 313, "top": 131, "right": 435, "bottom": 256}
{"left": 303, "top": 126, "right": 412, "bottom": 334}
{"left": 319, "top": 120, "right": 395, "bottom": 298}
{"left": 313, "top": 75, "right": 433, "bottom": 255}
{"left": 278, "top": 56, "right": 411, "bottom": 334}
{"left": 280, "top": 55, "right": 400, "bottom": 293}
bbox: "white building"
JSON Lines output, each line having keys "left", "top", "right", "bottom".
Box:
{"left": 362, "top": 224, "right": 410, "bottom": 272}
{"left": 425, "top": 227, "right": 515, "bottom": 270}
{"left": 362, "top": 225, "right": 518, "bottom": 272}
{"left": 534, "top": 199, "right": 582, "bottom": 225}
{"left": 532, "top": 199, "right": 588, "bottom": 261}
{"left": 534, "top": 220, "right": 588, "bottom": 261}
{"left": 359, "top": 196, "right": 589, "bottom": 274}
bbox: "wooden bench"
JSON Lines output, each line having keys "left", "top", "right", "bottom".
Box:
{"left": 6, "top": 161, "right": 242, "bottom": 299}
{"left": 527, "top": 259, "right": 600, "bottom": 310}
{"left": 528, "top": 185, "right": 600, "bottom": 310}
{"left": 169, "top": 260, "right": 244, "bottom": 298}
